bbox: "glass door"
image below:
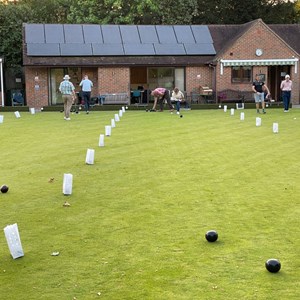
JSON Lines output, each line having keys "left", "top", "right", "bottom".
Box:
{"left": 50, "top": 68, "right": 65, "bottom": 105}
{"left": 49, "top": 68, "right": 81, "bottom": 105}
{"left": 148, "top": 67, "right": 184, "bottom": 91}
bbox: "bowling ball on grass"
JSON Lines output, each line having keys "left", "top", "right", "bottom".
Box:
{"left": 205, "top": 230, "right": 218, "bottom": 242}
{"left": 1, "top": 185, "right": 9, "bottom": 193}
{"left": 265, "top": 259, "right": 281, "bottom": 273}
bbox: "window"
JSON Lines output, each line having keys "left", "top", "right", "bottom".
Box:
{"left": 148, "top": 67, "right": 185, "bottom": 91}
{"left": 232, "top": 66, "right": 252, "bottom": 83}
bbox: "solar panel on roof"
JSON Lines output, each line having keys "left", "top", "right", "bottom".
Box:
{"left": 156, "top": 26, "right": 177, "bottom": 44}
{"left": 60, "top": 44, "right": 92, "bottom": 56}
{"left": 138, "top": 26, "right": 158, "bottom": 43}
{"left": 124, "top": 44, "right": 155, "bottom": 55}
{"left": 92, "top": 44, "right": 124, "bottom": 55}
{"left": 25, "top": 24, "right": 45, "bottom": 44}
{"left": 154, "top": 44, "right": 186, "bottom": 55}
{"left": 45, "top": 24, "right": 65, "bottom": 43}
{"left": 191, "top": 26, "right": 213, "bottom": 44}
{"left": 25, "top": 23, "right": 216, "bottom": 57}
{"left": 27, "top": 43, "right": 60, "bottom": 56}
{"left": 64, "top": 25, "right": 84, "bottom": 43}
{"left": 83, "top": 25, "right": 103, "bottom": 43}
{"left": 101, "top": 25, "right": 122, "bottom": 44}
{"left": 120, "top": 25, "right": 140, "bottom": 44}
{"left": 174, "top": 26, "right": 195, "bottom": 44}
{"left": 184, "top": 43, "right": 216, "bottom": 55}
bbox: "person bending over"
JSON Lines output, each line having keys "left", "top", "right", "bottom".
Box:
{"left": 151, "top": 88, "right": 174, "bottom": 113}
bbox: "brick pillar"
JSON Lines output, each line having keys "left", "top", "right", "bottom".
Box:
{"left": 25, "top": 67, "right": 49, "bottom": 108}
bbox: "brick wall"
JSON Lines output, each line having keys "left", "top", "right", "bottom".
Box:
{"left": 290, "top": 66, "right": 299, "bottom": 105}
{"left": 216, "top": 21, "right": 299, "bottom": 103}
{"left": 25, "top": 68, "right": 49, "bottom": 108}
{"left": 186, "top": 66, "right": 213, "bottom": 94}
{"left": 81, "top": 68, "right": 98, "bottom": 97}
{"left": 98, "top": 67, "right": 130, "bottom": 94}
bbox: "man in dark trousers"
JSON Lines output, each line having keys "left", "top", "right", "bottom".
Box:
{"left": 79, "top": 75, "right": 93, "bottom": 114}
{"left": 151, "top": 88, "right": 174, "bottom": 113}
{"left": 280, "top": 74, "right": 292, "bottom": 112}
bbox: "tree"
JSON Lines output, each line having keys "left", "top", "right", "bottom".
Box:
{"left": 192, "top": 0, "right": 298, "bottom": 24}
{"left": 67, "top": 0, "right": 162, "bottom": 24}
{"left": 262, "top": 0, "right": 298, "bottom": 24}
{"left": 0, "top": 0, "right": 72, "bottom": 70}
{"left": 0, "top": 3, "right": 28, "bottom": 71}
{"left": 0, "top": 0, "right": 299, "bottom": 74}
{"left": 295, "top": 0, "right": 300, "bottom": 22}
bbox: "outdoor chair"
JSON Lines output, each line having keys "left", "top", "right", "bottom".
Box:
{"left": 12, "top": 91, "right": 24, "bottom": 106}
{"left": 131, "top": 90, "right": 142, "bottom": 104}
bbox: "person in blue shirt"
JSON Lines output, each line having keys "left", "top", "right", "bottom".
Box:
{"left": 79, "top": 75, "right": 93, "bottom": 114}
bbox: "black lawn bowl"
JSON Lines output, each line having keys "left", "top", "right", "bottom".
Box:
{"left": 265, "top": 259, "right": 281, "bottom": 273}
{"left": 0, "top": 185, "right": 9, "bottom": 193}
{"left": 205, "top": 230, "right": 218, "bottom": 242}
{"left": 180, "top": 115, "right": 183, "bottom": 118}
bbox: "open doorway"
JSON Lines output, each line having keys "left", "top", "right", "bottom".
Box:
{"left": 130, "top": 66, "right": 185, "bottom": 104}
{"left": 268, "top": 66, "right": 290, "bottom": 102}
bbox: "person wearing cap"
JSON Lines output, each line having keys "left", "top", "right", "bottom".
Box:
{"left": 79, "top": 74, "right": 93, "bottom": 114}
{"left": 280, "top": 74, "right": 292, "bottom": 112}
{"left": 252, "top": 74, "right": 270, "bottom": 114}
{"left": 59, "top": 75, "right": 76, "bottom": 120}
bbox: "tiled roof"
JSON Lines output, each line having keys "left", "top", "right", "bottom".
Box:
{"left": 269, "top": 24, "right": 300, "bottom": 55}
{"left": 208, "top": 19, "right": 300, "bottom": 58}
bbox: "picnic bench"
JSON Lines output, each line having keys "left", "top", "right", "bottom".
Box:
{"left": 91, "top": 93, "right": 130, "bottom": 105}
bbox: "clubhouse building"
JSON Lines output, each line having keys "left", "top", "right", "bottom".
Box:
{"left": 20, "top": 19, "right": 300, "bottom": 108}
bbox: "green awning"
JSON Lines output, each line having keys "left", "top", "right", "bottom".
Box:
{"left": 221, "top": 58, "right": 298, "bottom": 67}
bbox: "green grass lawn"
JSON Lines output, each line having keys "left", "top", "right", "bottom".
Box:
{"left": 0, "top": 108, "right": 299, "bottom": 299}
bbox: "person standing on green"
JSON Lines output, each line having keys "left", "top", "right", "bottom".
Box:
{"left": 79, "top": 74, "right": 93, "bottom": 114}
{"left": 280, "top": 74, "right": 292, "bottom": 112}
{"left": 59, "top": 75, "right": 76, "bottom": 120}
{"left": 252, "top": 74, "right": 270, "bottom": 114}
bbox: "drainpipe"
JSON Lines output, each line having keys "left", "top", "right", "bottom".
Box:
{"left": 209, "top": 63, "right": 217, "bottom": 103}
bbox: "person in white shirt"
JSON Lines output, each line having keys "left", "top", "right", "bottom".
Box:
{"left": 171, "top": 87, "right": 187, "bottom": 114}
{"left": 79, "top": 75, "right": 93, "bottom": 114}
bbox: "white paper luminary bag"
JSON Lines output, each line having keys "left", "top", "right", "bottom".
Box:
{"left": 99, "top": 134, "right": 105, "bottom": 147}
{"left": 273, "top": 123, "right": 279, "bottom": 133}
{"left": 63, "top": 173, "right": 73, "bottom": 195}
{"left": 111, "top": 119, "right": 116, "bottom": 128}
{"left": 256, "top": 117, "right": 261, "bottom": 127}
{"left": 85, "top": 148, "right": 95, "bottom": 165}
{"left": 105, "top": 125, "right": 111, "bottom": 136}
{"left": 4, "top": 223, "right": 24, "bottom": 259}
